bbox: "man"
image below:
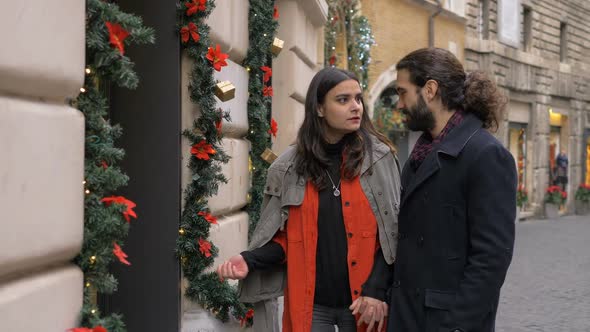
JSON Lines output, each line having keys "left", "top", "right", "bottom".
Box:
{"left": 555, "top": 150, "right": 568, "bottom": 191}
{"left": 357, "top": 48, "right": 516, "bottom": 332}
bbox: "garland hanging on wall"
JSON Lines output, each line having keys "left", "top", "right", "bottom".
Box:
{"left": 176, "top": 0, "right": 281, "bottom": 325}
{"left": 244, "top": 0, "right": 281, "bottom": 238}
{"left": 175, "top": 0, "right": 251, "bottom": 325}
{"left": 324, "top": 0, "right": 375, "bottom": 91}
{"left": 71, "top": 1, "right": 154, "bottom": 331}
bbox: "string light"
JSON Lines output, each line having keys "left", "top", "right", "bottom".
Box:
{"left": 80, "top": 87, "right": 86, "bottom": 93}
{"left": 85, "top": 189, "right": 90, "bottom": 194}
{"left": 85, "top": 68, "right": 91, "bottom": 74}
{"left": 91, "top": 309, "right": 96, "bottom": 314}
{"left": 179, "top": 228, "right": 185, "bottom": 235}
{"left": 89, "top": 256, "right": 96, "bottom": 264}
{"left": 246, "top": 67, "right": 251, "bottom": 72}
{"left": 82, "top": 180, "right": 86, "bottom": 185}
{"left": 85, "top": 282, "right": 91, "bottom": 288}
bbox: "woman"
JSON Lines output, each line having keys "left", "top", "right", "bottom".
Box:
{"left": 216, "top": 68, "right": 401, "bottom": 332}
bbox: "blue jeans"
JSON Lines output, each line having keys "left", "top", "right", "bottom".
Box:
{"left": 311, "top": 304, "right": 357, "bottom": 332}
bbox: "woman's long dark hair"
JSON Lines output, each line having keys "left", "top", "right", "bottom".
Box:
{"left": 396, "top": 47, "right": 506, "bottom": 131}
{"left": 295, "top": 67, "right": 394, "bottom": 190}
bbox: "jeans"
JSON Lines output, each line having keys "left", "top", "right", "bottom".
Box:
{"left": 311, "top": 304, "right": 357, "bottom": 332}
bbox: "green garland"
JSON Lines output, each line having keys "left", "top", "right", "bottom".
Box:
{"left": 176, "top": 0, "right": 279, "bottom": 325}
{"left": 175, "top": 0, "right": 250, "bottom": 324}
{"left": 73, "top": 0, "right": 154, "bottom": 331}
{"left": 324, "top": 0, "right": 375, "bottom": 90}
{"left": 244, "top": 0, "right": 279, "bottom": 238}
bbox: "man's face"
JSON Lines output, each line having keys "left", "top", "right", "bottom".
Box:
{"left": 396, "top": 69, "right": 435, "bottom": 132}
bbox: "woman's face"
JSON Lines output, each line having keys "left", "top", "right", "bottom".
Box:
{"left": 318, "top": 79, "right": 364, "bottom": 143}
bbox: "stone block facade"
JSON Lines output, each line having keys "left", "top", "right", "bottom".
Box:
{"left": 0, "top": 0, "right": 85, "bottom": 330}
{"left": 465, "top": 0, "right": 590, "bottom": 216}
{"left": 180, "top": 1, "right": 327, "bottom": 330}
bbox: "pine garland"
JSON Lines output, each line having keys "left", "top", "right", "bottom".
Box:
{"left": 175, "top": 0, "right": 250, "bottom": 325}
{"left": 244, "top": 0, "right": 279, "bottom": 238}
{"left": 72, "top": 0, "right": 154, "bottom": 331}
{"left": 324, "top": 0, "right": 375, "bottom": 90}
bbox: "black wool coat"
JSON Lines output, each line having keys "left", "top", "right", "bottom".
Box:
{"left": 387, "top": 113, "right": 517, "bottom": 332}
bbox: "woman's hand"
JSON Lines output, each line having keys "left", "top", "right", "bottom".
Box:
{"left": 350, "top": 296, "right": 388, "bottom": 332}
{"left": 216, "top": 254, "right": 249, "bottom": 282}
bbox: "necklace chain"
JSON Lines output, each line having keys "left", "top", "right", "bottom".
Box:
{"left": 325, "top": 170, "right": 341, "bottom": 197}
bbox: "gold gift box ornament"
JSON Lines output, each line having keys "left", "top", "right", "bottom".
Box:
{"left": 261, "top": 148, "right": 278, "bottom": 164}
{"left": 214, "top": 81, "right": 235, "bottom": 102}
{"left": 271, "top": 38, "right": 284, "bottom": 56}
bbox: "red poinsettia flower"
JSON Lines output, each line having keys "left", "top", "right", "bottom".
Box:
{"left": 206, "top": 44, "right": 229, "bottom": 72}
{"left": 105, "top": 22, "right": 130, "bottom": 55}
{"left": 191, "top": 140, "right": 216, "bottom": 160}
{"left": 180, "top": 22, "right": 200, "bottom": 43}
{"left": 562, "top": 191, "right": 567, "bottom": 199}
{"left": 185, "top": 0, "right": 206, "bottom": 16}
{"left": 329, "top": 55, "right": 337, "bottom": 66}
{"left": 240, "top": 308, "right": 255, "bottom": 327}
{"left": 198, "top": 211, "right": 218, "bottom": 225}
{"left": 263, "top": 85, "right": 273, "bottom": 97}
{"left": 113, "top": 243, "right": 131, "bottom": 265}
{"left": 69, "top": 328, "right": 92, "bottom": 332}
{"left": 101, "top": 160, "right": 109, "bottom": 169}
{"left": 93, "top": 327, "right": 107, "bottom": 332}
{"left": 101, "top": 196, "right": 137, "bottom": 222}
{"left": 268, "top": 118, "right": 278, "bottom": 138}
{"left": 273, "top": 5, "right": 280, "bottom": 19}
{"left": 260, "top": 66, "right": 272, "bottom": 83}
{"left": 198, "top": 238, "right": 212, "bottom": 257}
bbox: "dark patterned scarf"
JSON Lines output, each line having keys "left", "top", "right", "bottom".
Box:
{"left": 409, "top": 110, "right": 465, "bottom": 171}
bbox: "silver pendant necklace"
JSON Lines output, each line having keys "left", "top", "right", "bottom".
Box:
{"left": 325, "top": 170, "right": 341, "bottom": 197}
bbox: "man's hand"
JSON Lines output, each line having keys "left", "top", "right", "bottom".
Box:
{"left": 349, "top": 296, "right": 389, "bottom": 332}
{"left": 215, "top": 254, "right": 249, "bottom": 282}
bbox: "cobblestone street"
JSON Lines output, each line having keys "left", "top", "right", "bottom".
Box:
{"left": 496, "top": 215, "right": 590, "bottom": 332}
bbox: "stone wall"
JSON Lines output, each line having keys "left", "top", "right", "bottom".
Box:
{"left": 464, "top": 0, "right": 590, "bottom": 215}
{"left": 0, "top": 1, "right": 85, "bottom": 330}
{"left": 179, "top": 1, "right": 327, "bottom": 330}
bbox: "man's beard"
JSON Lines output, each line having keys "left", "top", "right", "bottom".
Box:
{"left": 401, "top": 93, "right": 435, "bottom": 132}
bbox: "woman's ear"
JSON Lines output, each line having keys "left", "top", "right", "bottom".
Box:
{"left": 317, "top": 106, "right": 324, "bottom": 118}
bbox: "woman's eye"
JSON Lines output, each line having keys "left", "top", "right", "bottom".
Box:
{"left": 337, "top": 98, "right": 348, "bottom": 104}
{"left": 355, "top": 96, "right": 362, "bottom": 103}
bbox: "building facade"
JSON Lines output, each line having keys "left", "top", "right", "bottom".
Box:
{"left": 464, "top": 0, "right": 590, "bottom": 216}
{"left": 362, "top": 0, "right": 468, "bottom": 166}
{"left": 0, "top": 1, "right": 85, "bottom": 331}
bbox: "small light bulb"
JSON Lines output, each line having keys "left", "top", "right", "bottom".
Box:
{"left": 179, "top": 228, "right": 185, "bottom": 235}
{"left": 264, "top": 33, "right": 267, "bottom": 37}
{"left": 85, "top": 189, "right": 90, "bottom": 194}
{"left": 91, "top": 309, "right": 96, "bottom": 314}
{"left": 250, "top": 130, "right": 254, "bottom": 134}
{"left": 83, "top": 180, "right": 86, "bottom": 185}
{"left": 80, "top": 88, "right": 86, "bottom": 93}
{"left": 85, "top": 68, "right": 91, "bottom": 74}
{"left": 85, "top": 282, "right": 91, "bottom": 287}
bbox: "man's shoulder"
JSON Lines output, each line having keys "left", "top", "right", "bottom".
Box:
{"left": 465, "top": 128, "right": 514, "bottom": 163}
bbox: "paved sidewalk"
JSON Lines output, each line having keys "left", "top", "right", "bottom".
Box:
{"left": 496, "top": 215, "right": 590, "bottom": 332}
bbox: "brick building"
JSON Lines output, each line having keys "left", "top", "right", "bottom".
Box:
{"left": 464, "top": 0, "right": 590, "bottom": 216}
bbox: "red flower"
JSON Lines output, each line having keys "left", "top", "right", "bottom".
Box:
{"left": 101, "top": 196, "right": 137, "bottom": 222}
{"left": 198, "top": 238, "right": 212, "bottom": 257}
{"left": 191, "top": 140, "right": 216, "bottom": 160}
{"left": 113, "top": 243, "right": 131, "bottom": 265}
{"left": 562, "top": 192, "right": 567, "bottom": 199}
{"left": 261, "top": 66, "right": 272, "bottom": 83}
{"left": 273, "top": 5, "right": 280, "bottom": 19}
{"left": 240, "top": 308, "right": 255, "bottom": 327}
{"left": 198, "top": 211, "right": 218, "bottom": 225}
{"left": 329, "top": 55, "right": 336, "bottom": 66}
{"left": 206, "top": 44, "right": 229, "bottom": 72}
{"left": 69, "top": 327, "right": 107, "bottom": 332}
{"left": 185, "top": 0, "right": 206, "bottom": 16}
{"left": 105, "top": 22, "right": 130, "bottom": 55}
{"left": 263, "top": 85, "right": 273, "bottom": 97}
{"left": 180, "top": 22, "right": 200, "bottom": 43}
{"left": 101, "top": 161, "right": 109, "bottom": 169}
{"left": 268, "top": 118, "right": 278, "bottom": 137}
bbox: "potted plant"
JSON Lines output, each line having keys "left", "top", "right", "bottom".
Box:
{"left": 574, "top": 184, "right": 590, "bottom": 215}
{"left": 544, "top": 185, "right": 566, "bottom": 219}
{"left": 516, "top": 185, "right": 528, "bottom": 222}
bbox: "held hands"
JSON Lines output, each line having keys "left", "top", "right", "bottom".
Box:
{"left": 349, "top": 296, "right": 389, "bottom": 332}
{"left": 215, "top": 254, "right": 249, "bottom": 282}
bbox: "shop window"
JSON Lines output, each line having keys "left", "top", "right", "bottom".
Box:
{"left": 509, "top": 123, "right": 527, "bottom": 191}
